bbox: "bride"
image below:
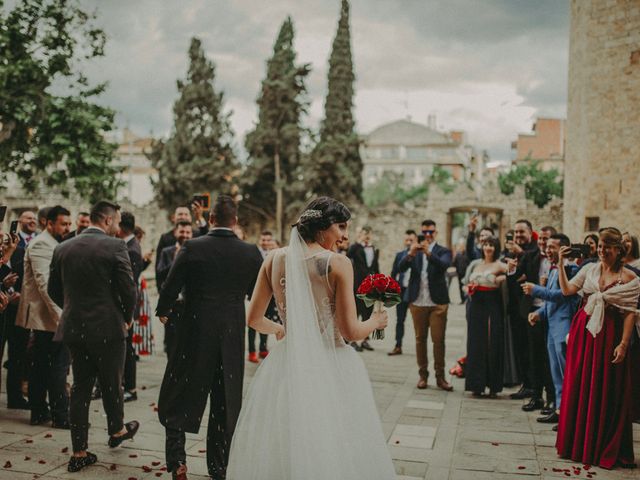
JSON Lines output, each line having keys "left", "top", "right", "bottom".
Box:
{"left": 226, "top": 197, "right": 396, "bottom": 479}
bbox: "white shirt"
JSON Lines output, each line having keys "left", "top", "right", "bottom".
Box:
{"left": 413, "top": 242, "right": 437, "bottom": 307}
{"left": 361, "top": 243, "right": 374, "bottom": 268}
{"left": 123, "top": 234, "right": 135, "bottom": 244}
{"left": 534, "top": 256, "right": 551, "bottom": 307}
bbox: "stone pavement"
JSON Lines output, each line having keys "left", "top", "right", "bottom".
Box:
{"left": 1, "top": 292, "right": 639, "bottom": 479}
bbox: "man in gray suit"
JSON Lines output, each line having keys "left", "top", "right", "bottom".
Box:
{"left": 48, "top": 201, "right": 140, "bottom": 473}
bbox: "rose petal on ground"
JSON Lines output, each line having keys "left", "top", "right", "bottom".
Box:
{"left": 3, "top": 461, "right": 11, "bottom": 468}
{"left": 151, "top": 461, "right": 161, "bottom": 466}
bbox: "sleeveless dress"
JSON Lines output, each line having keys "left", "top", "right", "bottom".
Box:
{"left": 556, "top": 267, "right": 636, "bottom": 469}
{"left": 464, "top": 267, "right": 504, "bottom": 394}
{"left": 226, "top": 248, "right": 396, "bottom": 479}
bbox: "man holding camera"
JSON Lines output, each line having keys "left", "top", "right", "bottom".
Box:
{"left": 522, "top": 233, "right": 580, "bottom": 426}
{"left": 399, "top": 220, "right": 453, "bottom": 391}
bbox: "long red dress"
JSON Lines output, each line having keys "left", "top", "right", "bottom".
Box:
{"left": 556, "top": 282, "right": 635, "bottom": 469}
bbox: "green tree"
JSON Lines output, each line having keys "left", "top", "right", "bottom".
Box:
{"left": 306, "top": 0, "right": 362, "bottom": 205}
{"left": 0, "top": 0, "right": 122, "bottom": 202}
{"left": 498, "top": 160, "right": 563, "bottom": 207}
{"left": 240, "top": 17, "right": 310, "bottom": 240}
{"left": 149, "top": 37, "right": 237, "bottom": 211}
{"left": 362, "top": 167, "right": 453, "bottom": 208}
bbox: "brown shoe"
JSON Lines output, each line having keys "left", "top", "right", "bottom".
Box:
{"left": 436, "top": 378, "right": 453, "bottom": 391}
{"left": 416, "top": 378, "right": 428, "bottom": 389}
{"left": 388, "top": 347, "right": 402, "bottom": 356}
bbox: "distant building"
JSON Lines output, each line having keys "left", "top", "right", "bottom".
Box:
{"left": 111, "top": 128, "right": 157, "bottom": 206}
{"left": 360, "top": 118, "right": 477, "bottom": 187}
{"left": 511, "top": 118, "right": 566, "bottom": 173}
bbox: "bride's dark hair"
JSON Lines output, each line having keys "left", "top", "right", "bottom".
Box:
{"left": 295, "top": 196, "right": 351, "bottom": 242}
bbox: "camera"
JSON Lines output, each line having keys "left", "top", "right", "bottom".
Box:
{"left": 417, "top": 234, "right": 425, "bottom": 244}
{"left": 566, "top": 243, "right": 591, "bottom": 259}
{"left": 191, "top": 194, "right": 210, "bottom": 209}
{"left": 505, "top": 233, "right": 514, "bottom": 242}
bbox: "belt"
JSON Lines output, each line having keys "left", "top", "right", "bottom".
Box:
{"left": 468, "top": 285, "right": 498, "bottom": 296}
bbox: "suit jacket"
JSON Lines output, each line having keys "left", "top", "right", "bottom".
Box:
{"left": 126, "top": 237, "right": 144, "bottom": 284}
{"left": 156, "top": 244, "right": 178, "bottom": 290}
{"left": 532, "top": 265, "right": 580, "bottom": 341}
{"left": 508, "top": 245, "right": 542, "bottom": 316}
{"left": 398, "top": 243, "right": 452, "bottom": 305}
{"left": 391, "top": 248, "right": 410, "bottom": 290}
{"left": 48, "top": 227, "right": 137, "bottom": 343}
{"left": 154, "top": 224, "right": 208, "bottom": 273}
{"left": 156, "top": 228, "right": 262, "bottom": 432}
{"left": 15, "top": 230, "right": 62, "bottom": 332}
{"left": 347, "top": 243, "right": 380, "bottom": 291}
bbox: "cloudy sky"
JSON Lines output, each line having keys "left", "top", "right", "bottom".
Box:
{"left": 81, "top": 0, "right": 570, "bottom": 163}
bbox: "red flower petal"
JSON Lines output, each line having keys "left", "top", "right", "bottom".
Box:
{"left": 155, "top": 473, "right": 163, "bottom": 478}
{"left": 110, "top": 464, "right": 117, "bottom": 470}
{"left": 198, "top": 449, "right": 206, "bottom": 453}
{"left": 25, "top": 439, "right": 33, "bottom": 443}
{"left": 151, "top": 461, "right": 161, "bottom": 466}
{"left": 129, "top": 454, "right": 138, "bottom": 458}
{"left": 61, "top": 447, "right": 68, "bottom": 453}
{"left": 517, "top": 466, "right": 525, "bottom": 470}
{"left": 24, "top": 456, "right": 31, "bottom": 461}
{"left": 44, "top": 433, "right": 52, "bottom": 438}
{"left": 142, "top": 466, "right": 152, "bottom": 472}
{"left": 3, "top": 461, "right": 12, "bottom": 468}
{"left": 38, "top": 460, "right": 46, "bottom": 464}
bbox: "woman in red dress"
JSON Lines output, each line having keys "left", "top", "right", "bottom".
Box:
{"left": 556, "top": 228, "right": 640, "bottom": 469}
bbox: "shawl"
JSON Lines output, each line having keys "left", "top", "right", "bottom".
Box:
{"left": 581, "top": 271, "right": 640, "bottom": 337}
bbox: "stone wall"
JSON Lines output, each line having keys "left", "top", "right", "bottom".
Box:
{"left": 564, "top": 0, "right": 640, "bottom": 240}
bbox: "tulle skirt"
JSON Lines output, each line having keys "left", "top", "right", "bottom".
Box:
{"left": 227, "top": 340, "right": 396, "bottom": 479}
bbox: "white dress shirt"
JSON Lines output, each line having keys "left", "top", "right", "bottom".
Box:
{"left": 413, "top": 242, "right": 437, "bottom": 307}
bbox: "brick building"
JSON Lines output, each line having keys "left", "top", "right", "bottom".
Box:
{"left": 563, "top": 0, "right": 640, "bottom": 240}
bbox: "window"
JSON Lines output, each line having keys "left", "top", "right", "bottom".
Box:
{"left": 377, "top": 147, "right": 398, "bottom": 159}
{"left": 406, "top": 147, "right": 428, "bottom": 161}
{"left": 585, "top": 217, "right": 600, "bottom": 232}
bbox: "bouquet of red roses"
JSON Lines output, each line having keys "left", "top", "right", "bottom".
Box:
{"left": 356, "top": 274, "right": 402, "bottom": 340}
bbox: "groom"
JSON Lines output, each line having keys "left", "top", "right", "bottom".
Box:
{"left": 157, "top": 195, "right": 262, "bottom": 480}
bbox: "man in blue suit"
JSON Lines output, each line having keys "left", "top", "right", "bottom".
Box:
{"left": 399, "top": 220, "right": 453, "bottom": 391}
{"left": 522, "top": 233, "right": 580, "bottom": 425}
{"left": 388, "top": 229, "right": 417, "bottom": 356}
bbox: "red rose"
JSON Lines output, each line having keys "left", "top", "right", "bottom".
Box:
{"left": 373, "top": 278, "right": 387, "bottom": 294}
{"left": 132, "top": 334, "right": 143, "bottom": 344}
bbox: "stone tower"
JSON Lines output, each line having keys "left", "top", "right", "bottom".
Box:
{"left": 563, "top": 0, "right": 640, "bottom": 241}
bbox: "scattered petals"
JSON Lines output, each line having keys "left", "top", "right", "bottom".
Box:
{"left": 25, "top": 439, "right": 33, "bottom": 443}
{"left": 142, "top": 465, "right": 152, "bottom": 472}
{"left": 3, "top": 461, "right": 11, "bottom": 468}
{"left": 517, "top": 466, "right": 525, "bottom": 470}
{"left": 38, "top": 460, "right": 46, "bottom": 464}
{"left": 155, "top": 473, "right": 163, "bottom": 478}
{"left": 129, "top": 454, "right": 138, "bottom": 458}
{"left": 198, "top": 449, "right": 206, "bottom": 453}
{"left": 151, "top": 461, "right": 161, "bottom": 466}
{"left": 110, "top": 464, "right": 117, "bottom": 471}
{"left": 61, "top": 447, "right": 68, "bottom": 453}
{"left": 491, "top": 442, "right": 499, "bottom": 446}
{"left": 44, "top": 434, "right": 52, "bottom": 438}
{"left": 153, "top": 407, "right": 158, "bottom": 412}
{"left": 24, "top": 456, "right": 31, "bottom": 461}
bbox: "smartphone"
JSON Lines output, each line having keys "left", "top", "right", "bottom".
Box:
{"left": 505, "top": 233, "right": 514, "bottom": 242}
{"left": 417, "top": 234, "right": 425, "bottom": 243}
{"left": 9, "top": 220, "right": 18, "bottom": 236}
{"left": 0, "top": 206, "right": 6, "bottom": 223}
{"left": 566, "top": 243, "right": 590, "bottom": 259}
{"left": 192, "top": 193, "right": 210, "bottom": 209}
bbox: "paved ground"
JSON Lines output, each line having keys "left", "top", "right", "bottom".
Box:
{"left": 1, "top": 283, "right": 639, "bottom": 479}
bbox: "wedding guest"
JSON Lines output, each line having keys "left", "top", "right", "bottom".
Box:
{"left": 522, "top": 233, "right": 580, "bottom": 425}
{"left": 622, "top": 232, "right": 640, "bottom": 269}
{"left": 583, "top": 234, "right": 599, "bottom": 261}
{"left": 463, "top": 236, "right": 507, "bottom": 397}
{"left": 117, "top": 212, "right": 145, "bottom": 403}
{"left": 388, "top": 229, "right": 417, "bottom": 355}
{"left": 157, "top": 221, "right": 193, "bottom": 357}
{"left": 556, "top": 227, "right": 639, "bottom": 469}
{"left": 347, "top": 226, "right": 380, "bottom": 351}
{"left": 17, "top": 210, "right": 38, "bottom": 248}
{"left": 16, "top": 206, "right": 71, "bottom": 427}
{"left": 0, "top": 230, "right": 29, "bottom": 409}
{"left": 48, "top": 200, "right": 139, "bottom": 472}
{"left": 156, "top": 195, "right": 262, "bottom": 480}
{"left": 466, "top": 214, "right": 494, "bottom": 261}
{"left": 247, "top": 231, "right": 273, "bottom": 362}
{"left": 64, "top": 211, "right": 90, "bottom": 241}
{"left": 37, "top": 207, "right": 50, "bottom": 233}
{"left": 399, "top": 219, "right": 453, "bottom": 391}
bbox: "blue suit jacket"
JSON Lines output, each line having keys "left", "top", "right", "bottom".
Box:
{"left": 531, "top": 265, "right": 580, "bottom": 342}
{"left": 398, "top": 243, "right": 452, "bottom": 305}
{"left": 391, "top": 249, "right": 409, "bottom": 288}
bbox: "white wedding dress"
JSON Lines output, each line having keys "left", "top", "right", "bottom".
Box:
{"left": 227, "top": 228, "right": 396, "bottom": 479}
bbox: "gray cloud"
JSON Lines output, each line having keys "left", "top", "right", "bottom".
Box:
{"left": 77, "top": 0, "right": 569, "bottom": 162}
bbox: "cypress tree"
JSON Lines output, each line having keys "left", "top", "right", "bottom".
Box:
{"left": 241, "top": 17, "right": 310, "bottom": 240}
{"left": 149, "top": 37, "right": 237, "bottom": 211}
{"left": 307, "top": 0, "right": 362, "bottom": 204}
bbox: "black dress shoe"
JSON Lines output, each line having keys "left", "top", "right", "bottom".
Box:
{"left": 509, "top": 386, "right": 534, "bottom": 400}
{"left": 537, "top": 411, "right": 559, "bottom": 423}
{"left": 67, "top": 452, "right": 97, "bottom": 472}
{"left": 522, "top": 397, "right": 544, "bottom": 412}
{"left": 52, "top": 419, "right": 70, "bottom": 429}
{"left": 360, "top": 339, "right": 374, "bottom": 351}
{"left": 108, "top": 420, "right": 140, "bottom": 448}
{"left": 30, "top": 412, "right": 52, "bottom": 426}
{"left": 552, "top": 425, "right": 558, "bottom": 432}
{"left": 540, "top": 402, "right": 556, "bottom": 416}
{"left": 91, "top": 387, "right": 102, "bottom": 400}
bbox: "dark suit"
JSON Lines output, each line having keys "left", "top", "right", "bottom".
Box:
{"left": 347, "top": 243, "right": 380, "bottom": 321}
{"left": 124, "top": 236, "right": 144, "bottom": 393}
{"left": 48, "top": 227, "right": 137, "bottom": 453}
{"left": 156, "top": 244, "right": 181, "bottom": 356}
{"left": 156, "top": 228, "right": 262, "bottom": 479}
{"left": 154, "top": 224, "right": 208, "bottom": 291}
{"left": 0, "top": 246, "right": 30, "bottom": 407}
{"left": 507, "top": 244, "right": 554, "bottom": 402}
{"left": 399, "top": 243, "right": 452, "bottom": 380}
{"left": 390, "top": 249, "right": 410, "bottom": 348}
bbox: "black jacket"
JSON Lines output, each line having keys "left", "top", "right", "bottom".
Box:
{"left": 507, "top": 241, "right": 541, "bottom": 317}
{"left": 126, "top": 236, "right": 144, "bottom": 285}
{"left": 399, "top": 243, "right": 452, "bottom": 305}
{"left": 48, "top": 227, "right": 137, "bottom": 343}
{"left": 347, "top": 243, "right": 380, "bottom": 291}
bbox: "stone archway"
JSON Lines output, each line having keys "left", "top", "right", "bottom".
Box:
{"left": 446, "top": 206, "right": 504, "bottom": 249}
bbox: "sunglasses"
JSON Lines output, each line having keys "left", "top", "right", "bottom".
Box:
{"left": 421, "top": 229, "right": 436, "bottom": 235}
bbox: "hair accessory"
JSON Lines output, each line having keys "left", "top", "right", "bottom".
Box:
{"left": 300, "top": 209, "right": 323, "bottom": 222}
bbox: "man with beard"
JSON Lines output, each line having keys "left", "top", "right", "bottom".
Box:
{"left": 63, "top": 212, "right": 90, "bottom": 241}
{"left": 16, "top": 206, "right": 72, "bottom": 427}
{"left": 156, "top": 220, "right": 193, "bottom": 357}
{"left": 157, "top": 195, "right": 262, "bottom": 480}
